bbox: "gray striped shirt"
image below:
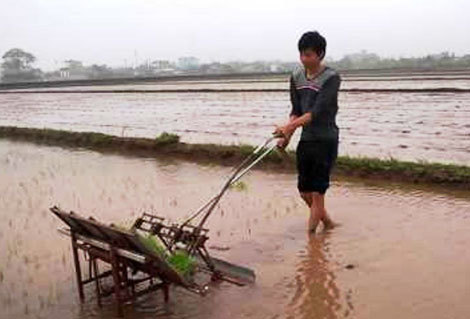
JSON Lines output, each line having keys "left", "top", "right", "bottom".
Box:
{"left": 290, "top": 64, "right": 341, "bottom": 142}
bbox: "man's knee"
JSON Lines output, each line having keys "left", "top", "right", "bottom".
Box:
{"left": 311, "top": 192, "right": 324, "bottom": 201}
{"left": 300, "top": 192, "right": 312, "bottom": 202}
{"left": 311, "top": 193, "right": 326, "bottom": 212}
{"left": 300, "top": 192, "right": 314, "bottom": 208}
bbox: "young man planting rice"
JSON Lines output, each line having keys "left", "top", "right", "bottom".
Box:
{"left": 275, "top": 31, "right": 340, "bottom": 235}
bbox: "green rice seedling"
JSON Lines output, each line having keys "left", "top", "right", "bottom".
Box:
{"left": 167, "top": 250, "right": 197, "bottom": 276}
{"left": 111, "top": 219, "right": 135, "bottom": 232}
{"left": 137, "top": 232, "right": 168, "bottom": 258}
{"left": 230, "top": 180, "right": 248, "bottom": 192}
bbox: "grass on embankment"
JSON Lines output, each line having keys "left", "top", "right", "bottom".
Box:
{"left": 0, "top": 126, "right": 468, "bottom": 189}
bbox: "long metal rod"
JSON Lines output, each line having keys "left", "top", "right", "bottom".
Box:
{"left": 228, "top": 136, "right": 275, "bottom": 174}
{"left": 179, "top": 135, "right": 279, "bottom": 254}
{"left": 181, "top": 136, "right": 277, "bottom": 227}
{"left": 194, "top": 141, "right": 277, "bottom": 231}
{"left": 230, "top": 144, "right": 277, "bottom": 185}
{"left": 189, "top": 140, "right": 276, "bottom": 226}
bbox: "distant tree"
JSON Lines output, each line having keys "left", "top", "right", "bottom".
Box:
{"left": 2, "top": 48, "right": 36, "bottom": 70}
{"left": 1, "top": 48, "right": 42, "bottom": 82}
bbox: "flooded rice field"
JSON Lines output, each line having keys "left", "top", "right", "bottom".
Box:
{"left": 1, "top": 140, "right": 469, "bottom": 319}
{"left": 1, "top": 76, "right": 469, "bottom": 165}
{"left": 4, "top": 75, "right": 470, "bottom": 91}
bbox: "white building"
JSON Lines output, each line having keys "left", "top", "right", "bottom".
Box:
{"left": 152, "top": 60, "right": 172, "bottom": 70}
{"left": 177, "top": 56, "right": 199, "bottom": 70}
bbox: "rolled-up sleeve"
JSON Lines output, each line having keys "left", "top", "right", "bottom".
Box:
{"left": 289, "top": 75, "right": 302, "bottom": 117}
{"left": 310, "top": 74, "right": 341, "bottom": 119}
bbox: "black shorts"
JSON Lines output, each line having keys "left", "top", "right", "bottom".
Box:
{"left": 296, "top": 139, "right": 338, "bottom": 194}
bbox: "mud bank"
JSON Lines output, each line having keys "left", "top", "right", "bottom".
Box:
{"left": 0, "top": 126, "right": 469, "bottom": 188}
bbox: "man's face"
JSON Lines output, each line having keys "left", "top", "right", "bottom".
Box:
{"left": 300, "top": 49, "right": 321, "bottom": 69}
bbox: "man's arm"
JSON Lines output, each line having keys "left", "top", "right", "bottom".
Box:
{"left": 289, "top": 75, "right": 302, "bottom": 118}
{"left": 284, "top": 114, "right": 298, "bottom": 139}
{"left": 277, "top": 76, "right": 300, "bottom": 148}
{"left": 277, "top": 115, "right": 299, "bottom": 149}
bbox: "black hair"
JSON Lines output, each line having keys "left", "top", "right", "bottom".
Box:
{"left": 298, "top": 31, "right": 327, "bottom": 60}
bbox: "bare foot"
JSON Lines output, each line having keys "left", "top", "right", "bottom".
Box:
{"left": 308, "top": 227, "right": 318, "bottom": 236}
{"left": 323, "top": 221, "right": 341, "bottom": 231}
{"left": 307, "top": 229, "right": 317, "bottom": 240}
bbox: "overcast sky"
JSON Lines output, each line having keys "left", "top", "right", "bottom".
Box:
{"left": 1, "top": 0, "right": 469, "bottom": 71}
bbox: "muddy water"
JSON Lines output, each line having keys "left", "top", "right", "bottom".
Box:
{"left": 0, "top": 84, "right": 469, "bottom": 165}
{"left": 1, "top": 140, "right": 469, "bottom": 319}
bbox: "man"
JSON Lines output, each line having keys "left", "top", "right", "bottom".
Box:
{"left": 275, "top": 31, "right": 340, "bottom": 234}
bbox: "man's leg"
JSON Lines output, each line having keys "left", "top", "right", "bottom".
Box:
{"left": 311, "top": 193, "right": 335, "bottom": 230}
{"left": 300, "top": 191, "right": 313, "bottom": 207}
{"left": 301, "top": 192, "right": 336, "bottom": 233}
{"left": 300, "top": 192, "right": 322, "bottom": 233}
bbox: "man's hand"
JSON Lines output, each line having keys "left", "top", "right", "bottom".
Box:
{"left": 274, "top": 123, "right": 296, "bottom": 140}
{"left": 276, "top": 136, "right": 290, "bottom": 149}
{"left": 274, "top": 113, "right": 312, "bottom": 140}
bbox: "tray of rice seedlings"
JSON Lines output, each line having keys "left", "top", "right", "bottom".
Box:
{"left": 136, "top": 232, "right": 168, "bottom": 259}
{"left": 111, "top": 219, "right": 136, "bottom": 232}
{"left": 167, "top": 250, "right": 197, "bottom": 277}
{"left": 135, "top": 231, "right": 197, "bottom": 278}
{"left": 110, "top": 218, "right": 198, "bottom": 279}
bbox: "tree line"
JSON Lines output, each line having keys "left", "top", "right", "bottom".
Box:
{"left": 1, "top": 48, "right": 470, "bottom": 83}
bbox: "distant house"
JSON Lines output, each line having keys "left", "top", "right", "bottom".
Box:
{"left": 152, "top": 60, "right": 171, "bottom": 70}
{"left": 59, "top": 60, "right": 88, "bottom": 79}
{"left": 269, "top": 64, "right": 281, "bottom": 72}
{"left": 177, "top": 56, "right": 200, "bottom": 70}
{"left": 58, "top": 67, "right": 88, "bottom": 79}
{"left": 151, "top": 60, "right": 176, "bottom": 75}
{"left": 199, "top": 62, "right": 233, "bottom": 74}
{"left": 238, "top": 62, "right": 267, "bottom": 73}
{"left": 59, "top": 68, "right": 70, "bottom": 78}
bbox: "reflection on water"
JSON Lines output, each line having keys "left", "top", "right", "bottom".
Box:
{"left": 1, "top": 140, "right": 469, "bottom": 319}
{"left": 287, "top": 234, "right": 348, "bottom": 319}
